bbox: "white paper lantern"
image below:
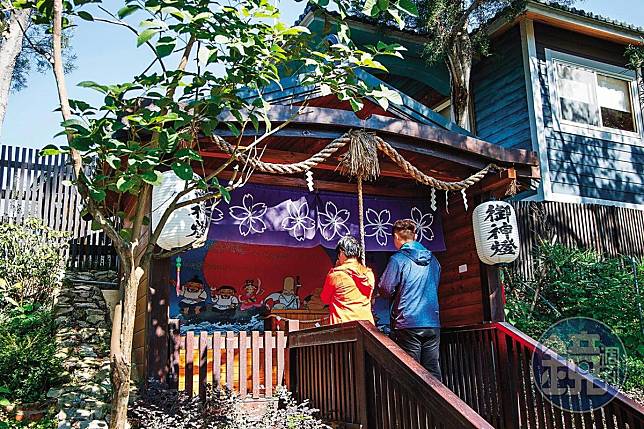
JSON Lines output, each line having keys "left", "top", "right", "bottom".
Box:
{"left": 151, "top": 170, "right": 210, "bottom": 251}
{"left": 472, "top": 201, "right": 520, "bottom": 265}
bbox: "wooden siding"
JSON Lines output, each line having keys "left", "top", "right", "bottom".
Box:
{"left": 435, "top": 201, "right": 484, "bottom": 327}
{"left": 533, "top": 22, "right": 644, "bottom": 205}
{"left": 511, "top": 200, "right": 644, "bottom": 281}
{"left": 473, "top": 27, "right": 532, "bottom": 150}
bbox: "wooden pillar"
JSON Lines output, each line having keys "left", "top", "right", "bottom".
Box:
{"left": 480, "top": 263, "right": 505, "bottom": 322}
{"left": 146, "top": 255, "right": 171, "bottom": 383}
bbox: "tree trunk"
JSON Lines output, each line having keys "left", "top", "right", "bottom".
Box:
{"left": 0, "top": 9, "right": 30, "bottom": 136}
{"left": 109, "top": 250, "right": 146, "bottom": 429}
{"left": 445, "top": 30, "right": 473, "bottom": 130}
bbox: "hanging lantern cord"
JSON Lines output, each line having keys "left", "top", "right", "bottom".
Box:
{"left": 357, "top": 176, "right": 366, "bottom": 265}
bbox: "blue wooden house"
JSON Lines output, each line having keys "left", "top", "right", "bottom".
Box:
{"left": 298, "top": 1, "right": 644, "bottom": 210}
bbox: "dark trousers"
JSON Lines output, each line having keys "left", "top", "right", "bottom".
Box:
{"left": 390, "top": 328, "right": 442, "bottom": 381}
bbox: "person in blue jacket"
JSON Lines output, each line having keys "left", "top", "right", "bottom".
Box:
{"left": 377, "top": 218, "right": 442, "bottom": 381}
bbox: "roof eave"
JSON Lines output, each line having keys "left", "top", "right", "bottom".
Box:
{"left": 488, "top": 2, "right": 644, "bottom": 45}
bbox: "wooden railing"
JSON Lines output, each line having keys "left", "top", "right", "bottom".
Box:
{"left": 168, "top": 321, "right": 299, "bottom": 400}
{"left": 288, "top": 321, "right": 494, "bottom": 429}
{"left": 441, "top": 323, "right": 644, "bottom": 429}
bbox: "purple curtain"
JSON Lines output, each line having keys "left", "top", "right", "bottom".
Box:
{"left": 208, "top": 183, "right": 445, "bottom": 252}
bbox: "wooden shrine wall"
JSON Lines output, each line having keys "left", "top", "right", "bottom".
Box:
{"left": 435, "top": 201, "right": 485, "bottom": 327}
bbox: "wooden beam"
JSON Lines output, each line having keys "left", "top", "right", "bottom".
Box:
{"left": 215, "top": 170, "right": 420, "bottom": 198}
{"left": 215, "top": 105, "right": 539, "bottom": 166}
{"left": 200, "top": 147, "right": 461, "bottom": 182}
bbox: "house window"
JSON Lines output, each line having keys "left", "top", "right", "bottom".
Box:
{"left": 552, "top": 57, "right": 637, "bottom": 134}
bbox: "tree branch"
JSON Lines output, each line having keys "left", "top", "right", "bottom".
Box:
{"left": 94, "top": 7, "right": 168, "bottom": 75}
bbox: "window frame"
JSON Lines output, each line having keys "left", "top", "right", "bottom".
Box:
{"left": 545, "top": 48, "right": 643, "bottom": 143}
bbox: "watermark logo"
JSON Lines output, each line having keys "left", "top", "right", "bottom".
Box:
{"left": 532, "top": 317, "right": 627, "bottom": 412}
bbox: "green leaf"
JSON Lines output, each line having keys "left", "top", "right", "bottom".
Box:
{"left": 219, "top": 187, "right": 231, "bottom": 204}
{"left": 156, "top": 37, "right": 176, "bottom": 58}
{"left": 116, "top": 176, "right": 137, "bottom": 192}
{"left": 117, "top": 4, "right": 139, "bottom": 18}
{"left": 89, "top": 187, "right": 106, "bottom": 202}
{"left": 396, "top": 0, "right": 418, "bottom": 16}
{"left": 105, "top": 154, "right": 121, "bottom": 169}
{"left": 377, "top": 0, "right": 389, "bottom": 13}
{"left": 171, "top": 162, "right": 193, "bottom": 181}
{"left": 119, "top": 228, "right": 132, "bottom": 241}
{"left": 349, "top": 98, "right": 363, "bottom": 112}
{"left": 176, "top": 148, "right": 202, "bottom": 161}
{"left": 225, "top": 122, "right": 240, "bottom": 137}
{"left": 0, "top": 398, "right": 10, "bottom": 407}
{"left": 362, "top": 0, "right": 380, "bottom": 17}
{"left": 77, "top": 80, "right": 109, "bottom": 93}
{"left": 40, "top": 144, "right": 62, "bottom": 156}
{"left": 137, "top": 28, "right": 158, "bottom": 47}
{"left": 159, "top": 130, "right": 178, "bottom": 152}
{"left": 91, "top": 220, "right": 102, "bottom": 231}
{"left": 77, "top": 10, "right": 93, "bottom": 21}
{"left": 141, "top": 170, "right": 164, "bottom": 186}
{"left": 69, "top": 138, "right": 91, "bottom": 151}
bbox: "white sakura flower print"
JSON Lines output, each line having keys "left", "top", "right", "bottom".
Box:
{"left": 229, "top": 194, "right": 267, "bottom": 236}
{"left": 318, "top": 201, "right": 351, "bottom": 241}
{"left": 281, "top": 200, "right": 316, "bottom": 241}
{"left": 364, "top": 208, "right": 392, "bottom": 246}
{"left": 209, "top": 206, "right": 224, "bottom": 223}
{"left": 411, "top": 206, "right": 434, "bottom": 243}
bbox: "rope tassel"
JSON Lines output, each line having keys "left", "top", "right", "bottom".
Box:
{"left": 339, "top": 130, "right": 381, "bottom": 182}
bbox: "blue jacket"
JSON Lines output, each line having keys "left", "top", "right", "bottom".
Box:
{"left": 378, "top": 241, "right": 441, "bottom": 329}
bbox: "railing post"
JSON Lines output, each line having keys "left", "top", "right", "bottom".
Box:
{"left": 495, "top": 328, "right": 519, "bottom": 428}
{"left": 354, "top": 331, "right": 369, "bottom": 428}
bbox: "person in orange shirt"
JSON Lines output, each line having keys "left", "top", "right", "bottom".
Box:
{"left": 321, "top": 236, "right": 375, "bottom": 325}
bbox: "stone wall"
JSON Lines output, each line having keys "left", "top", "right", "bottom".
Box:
{"left": 48, "top": 276, "right": 113, "bottom": 429}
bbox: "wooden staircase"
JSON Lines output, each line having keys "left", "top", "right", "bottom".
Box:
{"left": 288, "top": 321, "right": 644, "bottom": 429}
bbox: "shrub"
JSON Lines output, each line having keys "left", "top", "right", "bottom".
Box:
{"left": 129, "top": 382, "right": 329, "bottom": 429}
{"left": 0, "top": 306, "right": 64, "bottom": 404}
{"left": 0, "top": 219, "right": 68, "bottom": 310}
{"left": 504, "top": 242, "right": 644, "bottom": 396}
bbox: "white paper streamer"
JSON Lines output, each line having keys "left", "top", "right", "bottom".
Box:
{"left": 462, "top": 188, "right": 468, "bottom": 211}
{"left": 430, "top": 188, "right": 437, "bottom": 212}
{"left": 305, "top": 170, "right": 315, "bottom": 192}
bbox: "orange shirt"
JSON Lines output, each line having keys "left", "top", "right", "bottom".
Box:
{"left": 320, "top": 259, "right": 375, "bottom": 325}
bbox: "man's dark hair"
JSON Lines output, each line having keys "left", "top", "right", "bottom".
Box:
{"left": 393, "top": 219, "right": 417, "bottom": 241}
{"left": 217, "top": 285, "right": 236, "bottom": 293}
{"left": 336, "top": 236, "right": 362, "bottom": 259}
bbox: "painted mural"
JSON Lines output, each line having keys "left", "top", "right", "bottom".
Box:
{"left": 170, "top": 241, "right": 337, "bottom": 333}
{"left": 169, "top": 240, "right": 394, "bottom": 333}
{"left": 169, "top": 183, "right": 443, "bottom": 333}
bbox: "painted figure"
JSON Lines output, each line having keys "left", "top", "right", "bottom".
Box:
{"left": 211, "top": 285, "right": 240, "bottom": 311}
{"left": 264, "top": 276, "right": 300, "bottom": 310}
{"left": 303, "top": 287, "right": 326, "bottom": 311}
{"left": 239, "top": 278, "right": 264, "bottom": 310}
{"left": 177, "top": 275, "right": 207, "bottom": 315}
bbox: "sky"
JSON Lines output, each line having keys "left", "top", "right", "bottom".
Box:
{"left": 2, "top": 0, "right": 643, "bottom": 149}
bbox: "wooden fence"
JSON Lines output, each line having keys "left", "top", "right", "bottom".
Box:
{"left": 169, "top": 320, "right": 300, "bottom": 399}
{"left": 0, "top": 144, "right": 117, "bottom": 270}
{"left": 511, "top": 201, "right": 644, "bottom": 280}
